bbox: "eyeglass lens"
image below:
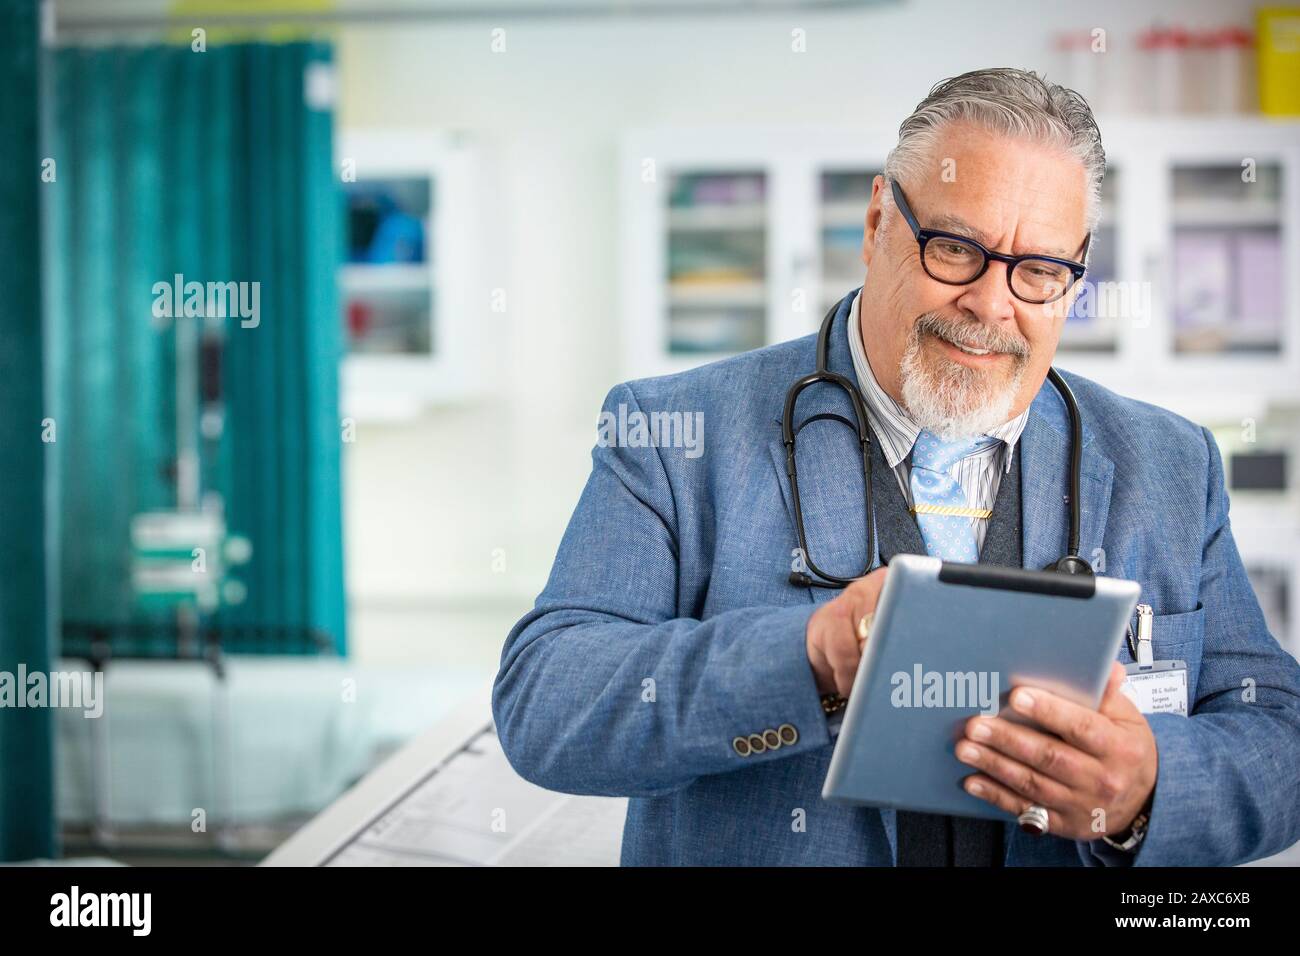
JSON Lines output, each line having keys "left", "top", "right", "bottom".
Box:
{"left": 923, "top": 236, "right": 1074, "bottom": 303}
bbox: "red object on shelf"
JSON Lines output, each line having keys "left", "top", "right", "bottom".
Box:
{"left": 347, "top": 299, "right": 372, "bottom": 339}
{"left": 1138, "top": 25, "right": 1191, "bottom": 50}
{"left": 1190, "top": 27, "right": 1255, "bottom": 50}
{"left": 1053, "top": 30, "right": 1094, "bottom": 51}
{"left": 1215, "top": 26, "right": 1254, "bottom": 49}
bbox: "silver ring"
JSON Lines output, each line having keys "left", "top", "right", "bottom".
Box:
{"left": 1017, "top": 804, "right": 1050, "bottom": 836}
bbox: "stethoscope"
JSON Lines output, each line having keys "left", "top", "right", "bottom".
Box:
{"left": 782, "top": 300, "right": 1094, "bottom": 588}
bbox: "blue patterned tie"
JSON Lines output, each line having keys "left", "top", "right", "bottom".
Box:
{"left": 908, "top": 429, "right": 1001, "bottom": 563}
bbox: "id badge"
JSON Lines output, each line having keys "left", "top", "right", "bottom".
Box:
{"left": 1121, "top": 660, "right": 1189, "bottom": 716}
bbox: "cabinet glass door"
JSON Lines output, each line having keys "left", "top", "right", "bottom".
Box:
{"left": 665, "top": 170, "right": 767, "bottom": 354}
{"left": 1061, "top": 166, "right": 1120, "bottom": 353}
{"left": 341, "top": 176, "right": 435, "bottom": 356}
{"left": 1171, "top": 161, "right": 1284, "bottom": 355}
{"left": 820, "top": 169, "right": 876, "bottom": 312}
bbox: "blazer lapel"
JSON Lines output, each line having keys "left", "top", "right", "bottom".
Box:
{"left": 767, "top": 289, "right": 876, "bottom": 605}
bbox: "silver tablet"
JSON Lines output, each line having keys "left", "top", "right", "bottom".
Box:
{"left": 821, "top": 554, "right": 1140, "bottom": 819}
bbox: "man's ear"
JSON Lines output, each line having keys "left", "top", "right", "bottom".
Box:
{"left": 862, "top": 174, "right": 887, "bottom": 268}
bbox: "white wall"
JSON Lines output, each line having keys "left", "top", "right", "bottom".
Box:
{"left": 333, "top": 0, "right": 1263, "bottom": 663}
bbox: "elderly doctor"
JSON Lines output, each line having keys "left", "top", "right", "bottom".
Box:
{"left": 493, "top": 68, "right": 1300, "bottom": 866}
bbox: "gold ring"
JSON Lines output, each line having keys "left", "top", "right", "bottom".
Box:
{"left": 857, "top": 611, "right": 874, "bottom": 646}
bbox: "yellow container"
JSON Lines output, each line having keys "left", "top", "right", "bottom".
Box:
{"left": 1258, "top": 7, "right": 1300, "bottom": 115}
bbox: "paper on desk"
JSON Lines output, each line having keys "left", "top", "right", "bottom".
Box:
{"left": 324, "top": 725, "right": 627, "bottom": 867}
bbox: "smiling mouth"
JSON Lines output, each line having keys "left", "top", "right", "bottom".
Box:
{"left": 948, "top": 340, "right": 995, "bottom": 356}
{"left": 927, "top": 329, "right": 1003, "bottom": 358}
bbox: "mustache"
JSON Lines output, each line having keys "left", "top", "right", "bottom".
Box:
{"left": 912, "top": 312, "right": 1030, "bottom": 358}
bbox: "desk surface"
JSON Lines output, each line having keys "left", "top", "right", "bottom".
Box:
{"left": 261, "top": 679, "right": 627, "bottom": 866}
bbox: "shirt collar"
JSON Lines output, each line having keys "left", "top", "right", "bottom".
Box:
{"left": 845, "top": 289, "right": 1029, "bottom": 472}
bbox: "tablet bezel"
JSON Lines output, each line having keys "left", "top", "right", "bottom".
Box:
{"left": 821, "top": 554, "right": 1140, "bottom": 819}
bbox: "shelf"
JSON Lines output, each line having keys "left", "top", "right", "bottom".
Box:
{"left": 666, "top": 204, "right": 766, "bottom": 231}
{"left": 667, "top": 279, "right": 765, "bottom": 308}
{"left": 821, "top": 200, "right": 867, "bottom": 228}
{"left": 668, "top": 306, "right": 764, "bottom": 355}
{"left": 341, "top": 263, "right": 432, "bottom": 293}
{"left": 1172, "top": 199, "right": 1282, "bottom": 227}
{"left": 1174, "top": 323, "right": 1282, "bottom": 354}
{"left": 1059, "top": 321, "right": 1120, "bottom": 351}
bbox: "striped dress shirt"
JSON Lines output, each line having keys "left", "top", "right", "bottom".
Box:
{"left": 846, "top": 290, "right": 1029, "bottom": 552}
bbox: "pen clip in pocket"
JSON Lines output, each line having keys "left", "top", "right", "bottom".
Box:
{"left": 1126, "top": 603, "right": 1154, "bottom": 668}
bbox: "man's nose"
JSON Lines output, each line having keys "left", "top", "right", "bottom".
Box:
{"left": 954, "top": 260, "right": 1017, "bottom": 323}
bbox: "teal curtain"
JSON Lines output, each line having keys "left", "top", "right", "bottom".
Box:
{"left": 0, "top": 0, "right": 54, "bottom": 863}
{"left": 47, "top": 42, "right": 346, "bottom": 655}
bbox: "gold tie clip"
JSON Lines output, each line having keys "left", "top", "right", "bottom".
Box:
{"left": 910, "top": 503, "right": 993, "bottom": 519}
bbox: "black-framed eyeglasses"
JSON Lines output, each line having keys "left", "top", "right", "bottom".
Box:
{"left": 889, "top": 179, "right": 1089, "bottom": 305}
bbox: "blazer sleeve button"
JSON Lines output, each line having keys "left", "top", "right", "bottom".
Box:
{"left": 763, "top": 728, "right": 782, "bottom": 750}
{"left": 778, "top": 723, "right": 798, "bottom": 746}
{"left": 732, "top": 736, "right": 752, "bottom": 757}
{"left": 747, "top": 733, "right": 767, "bottom": 754}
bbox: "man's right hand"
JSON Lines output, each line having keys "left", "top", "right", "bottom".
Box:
{"left": 805, "top": 566, "right": 889, "bottom": 698}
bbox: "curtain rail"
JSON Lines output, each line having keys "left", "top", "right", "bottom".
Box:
{"left": 51, "top": 0, "right": 878, "bottom": 39}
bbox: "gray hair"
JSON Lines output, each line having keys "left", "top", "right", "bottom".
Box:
{"left": 882, "top": 68, "right": 1106, "bottom": 236}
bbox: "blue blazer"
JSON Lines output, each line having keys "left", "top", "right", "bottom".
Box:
{"left": 493, "top": 289, "right": 1300, "bottom": 866}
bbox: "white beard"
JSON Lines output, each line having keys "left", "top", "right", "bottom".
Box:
{"left": 898, "top": 332, "right": 1025, "bottom": 441}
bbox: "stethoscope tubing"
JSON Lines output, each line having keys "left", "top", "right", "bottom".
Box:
{"left": 783, "top": 297, "right": 1089, "bottom": 588}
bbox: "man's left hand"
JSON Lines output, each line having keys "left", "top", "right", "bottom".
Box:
{"left": 956, "top": 661, "right": 1158, "bottom": 841}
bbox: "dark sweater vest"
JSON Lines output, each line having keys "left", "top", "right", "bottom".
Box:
{"left": 867, "top": 428, "right": 1020, "bottom": 867}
